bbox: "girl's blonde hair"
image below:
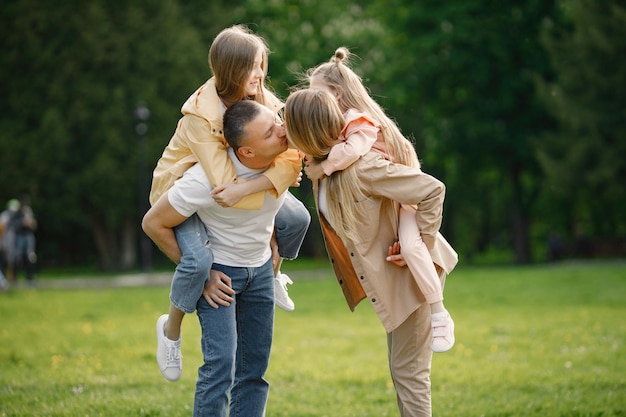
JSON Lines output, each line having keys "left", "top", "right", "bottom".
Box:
{"left": 209, "top": 25, "right": 269, "bottom": 107}
{"left": 285, "top": 89, "right": 366, "bottom": 243}
{"left": 309, "top": 47, "right": 420, "bottom": 168}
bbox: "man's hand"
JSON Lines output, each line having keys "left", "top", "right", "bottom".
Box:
{"left": 202, "top": 269, "right": 235, "bottom": 308}
{"left": 270, "top": 232, "right": 280, "bottom": 271}
{"left": 303, "top": 159, "right": 325, "bottom": 181}
{"left": 386, "top": 241, "right": 407, "bottom": 267}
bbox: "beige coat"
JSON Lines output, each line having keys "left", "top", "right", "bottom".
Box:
{"left": 316, "top": 150, "right": 458, "bottom": 333}
{"left": 149, "top": 77, "right": 302, "bottom": 207}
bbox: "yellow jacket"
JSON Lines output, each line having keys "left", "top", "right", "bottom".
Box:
{"left": 149, "top": 77, "right": 302, "bottom": 208}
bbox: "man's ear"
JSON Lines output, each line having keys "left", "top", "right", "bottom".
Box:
{"left": 237, "top": 146, "right": 255, "bottom": 159}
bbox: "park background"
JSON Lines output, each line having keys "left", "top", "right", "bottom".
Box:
{"left": 1, "top": 2, "right": 625, "bottom": 416}
{"left": 1, "top": 0, "right": 624, "bottom": 273}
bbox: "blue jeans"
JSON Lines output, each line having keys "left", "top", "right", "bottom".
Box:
{"left": 170, "top": 192, "right": 310, "bottom": 313}
{"left": 193, "top": 259, "right": 275, "bottom": 417}
{"left": 275, "top": 192, "right": 311, "bottom": 260}
{"left": 170, "top": 214, "right": 213, "bottom": 313}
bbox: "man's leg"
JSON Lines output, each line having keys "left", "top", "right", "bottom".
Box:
{"left": 230, "top": 259, "right": 275, "bottom": 417}
{"left": 193, "top": 263, "right": 245, "bottom": 417}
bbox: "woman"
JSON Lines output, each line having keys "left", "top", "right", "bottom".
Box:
{"left": 284, "top": 88, "right": 456, "bottom": 417}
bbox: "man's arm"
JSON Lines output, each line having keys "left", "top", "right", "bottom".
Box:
{"left": 141, "top": 192, "right": 188, "bottom": 264}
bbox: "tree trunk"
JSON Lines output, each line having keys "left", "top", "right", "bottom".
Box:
{"left": 89, "top": 211, "right": 138, "bottom": 271}
{"left": 510, "top": 164, "right": 532, "bottom": 264}
{"left": 511, "top": 206, "right": 531, "bottom": 264}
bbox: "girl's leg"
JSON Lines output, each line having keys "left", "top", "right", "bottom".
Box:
{"left": 398, "top": 205, "right": 454, "bottom": 353}
{"left": 157, "top": 214, "right": 213, "bottom": 381}
{"left": 274, "top": 192, "right": 310, "bottom": 260}
{"left": 272, "top": 192, "right": 311, "bottom": 311}
{"left": 168, "top": 214, "right": 214, "bottom": 334}
{"left": 398, "top": 205, "right": 443, "bottom": 305}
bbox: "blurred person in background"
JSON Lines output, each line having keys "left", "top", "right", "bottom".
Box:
{"left": 0, "top": 196, "right": 37, "bottom": 285}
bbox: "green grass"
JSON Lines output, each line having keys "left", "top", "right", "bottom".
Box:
{"left": 1, "top": 261, "right": 625, "bottom": 416}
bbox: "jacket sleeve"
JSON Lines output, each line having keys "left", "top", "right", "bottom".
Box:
{"left": 183, "top": 115, "right": 235, "bottom": 187}
{"left": 185, "top": 114, "right": 295, "bottom": 210}
{"left": 321, "top": 116, "right": 378, "bottom": 176}
{"left": 261, "top": 149, "right": 303, "bottom": 195}
{"left": 358, "top": 152, "right": 445, "bottom": 249}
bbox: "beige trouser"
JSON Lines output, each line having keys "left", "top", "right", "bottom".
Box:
{"left": 387, "top": 304, "right": 433, "bottom": 417}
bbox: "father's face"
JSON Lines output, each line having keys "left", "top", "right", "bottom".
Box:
{"left": 242, "top": 106, "right": 288, "bottom": 164}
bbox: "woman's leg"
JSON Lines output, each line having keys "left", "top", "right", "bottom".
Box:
{"left": 387, "top": 305, "right": 433, "bottom": 417}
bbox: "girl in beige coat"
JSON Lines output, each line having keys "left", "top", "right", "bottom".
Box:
{"left": 299, "top": 48, "right": 456, "bottom": 353}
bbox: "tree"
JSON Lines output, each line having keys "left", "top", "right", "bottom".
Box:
{"left": 0, "top": 0, "right": 208, "bottom": 270}
{"left": 369, "top": 0, "right": 559, "bottom": 263}
{"left": 536, "top": 0, "right": 626, "bottom": 254}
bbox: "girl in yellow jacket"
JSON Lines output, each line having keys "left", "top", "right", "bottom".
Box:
{"left": 146, "top": 25, "right": 310, "bottom": 382}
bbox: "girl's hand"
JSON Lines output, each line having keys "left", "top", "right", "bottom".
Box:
{"left": 386, "top": 241, "right": 407, "bottom": 267}
{"left": 304, "top": 160, "right": 325, "bottom": 181}
{"left": 291, "top": 171, "right": 303, "bottom": 187}
{"left": 211, "top": 183, "right": 246, "bottom": 207}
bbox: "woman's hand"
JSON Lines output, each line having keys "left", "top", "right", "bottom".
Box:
{"left": 202, "top": 269, "right": 235, "bottom": 308}
{"left": 386, "top": 241, "right": 407, "bottom": 267}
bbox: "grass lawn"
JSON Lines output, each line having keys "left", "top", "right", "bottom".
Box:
{"left": 0, "top": 261, "right": 625, "bottom": 416}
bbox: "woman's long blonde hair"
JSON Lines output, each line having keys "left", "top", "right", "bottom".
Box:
{"left": 209, "top": 25, "right": 269, "bottom": 107}
{"left": 285, "top": 89, "right": 366, "bottom": 243}
{"left": 309, "top": 47, "right": 420, "bottom": 168}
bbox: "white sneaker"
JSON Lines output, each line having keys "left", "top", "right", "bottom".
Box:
{"left": 431, "top": 311, "right": 455, "bottom": 353}
{"left": 274, "top": 272, "right": 295, "bottom": 311}
{"left": 156, "top": 314, "right": 182, "bottom": 381}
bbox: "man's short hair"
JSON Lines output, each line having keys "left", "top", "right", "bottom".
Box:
{"left": 223, "top": 100, "right": 263, "bottom": 150}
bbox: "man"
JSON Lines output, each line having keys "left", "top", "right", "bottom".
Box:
{"left": 142, "top": 99, "right": 295, "bottom": 417}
